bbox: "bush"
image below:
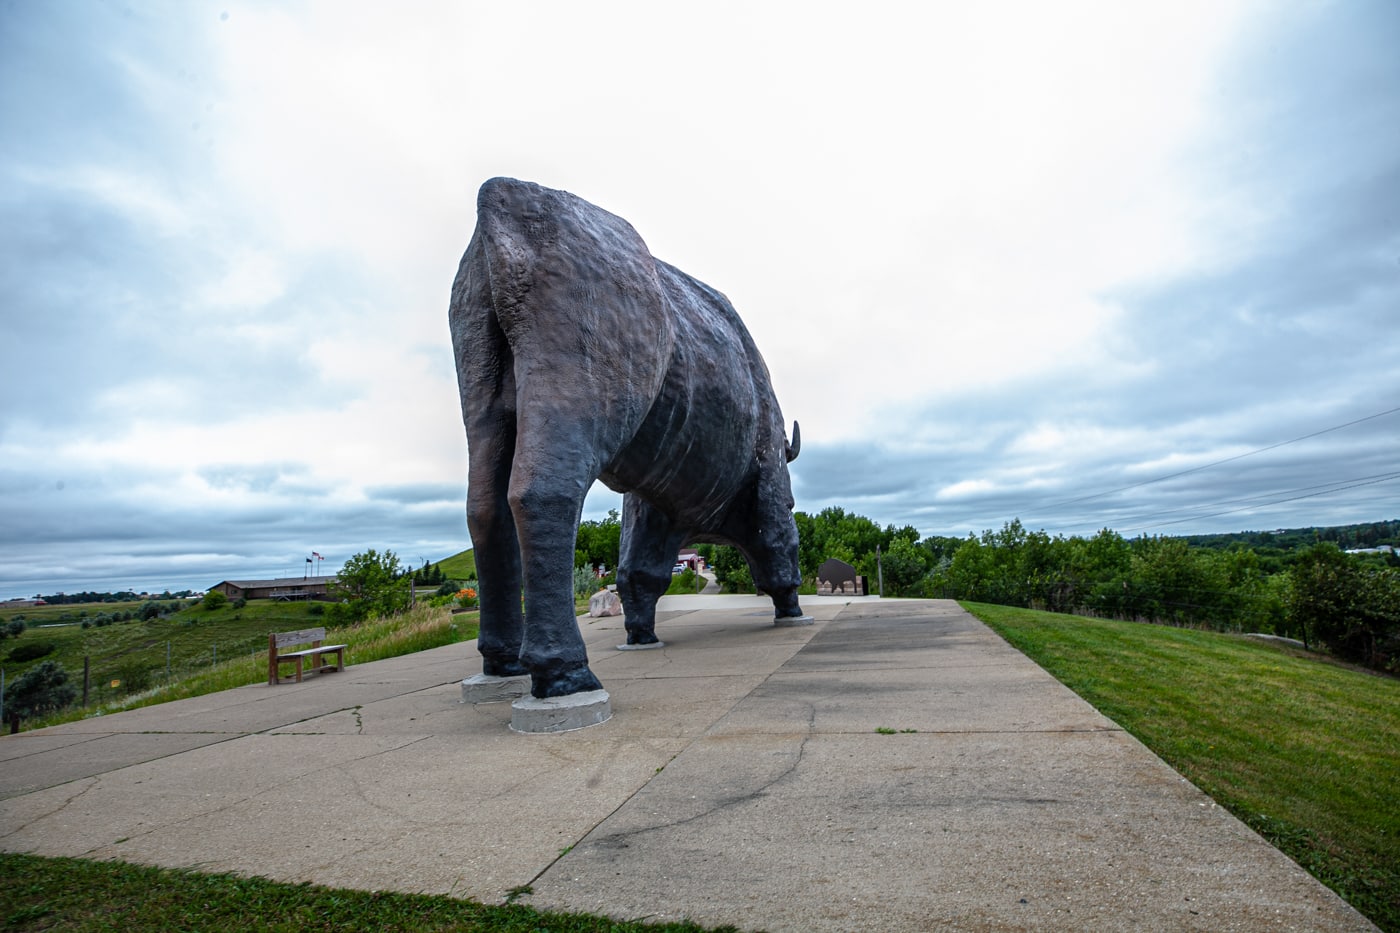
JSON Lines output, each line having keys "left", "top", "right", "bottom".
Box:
{"left": 307, "top": 602, "right": 325, "bottom": 616}
{"left": 6, "top": 641, "right": 56, "bottom": 663}
{"left": 3, "top": 660, "right": 76, "bottom": 727}
{"left": 231, "top": 597, "right": 247, "bottom": 610}
{"left": 574, "top": 566, "right": 599, "bottom": 600}
{"left": 113, "top": 663, "right": 154, "bottom": 695}
{"left": 665, "top": 569, "right": 700, "bottom": 595}
{"left": 201, "top": 590, "right": 228, "bottom": 611}
{"left": 323, "top": 600, "right": 363, "bottom": 627}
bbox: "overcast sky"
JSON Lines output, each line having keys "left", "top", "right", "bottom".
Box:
{"left": 2, "top": 1, "right": 1397, "bottom": 597}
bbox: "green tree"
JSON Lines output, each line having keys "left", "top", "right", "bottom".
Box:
{"left": 4, "top": 660, "right": 77, "bottom": 732}
{"left": 575, "top": 509, "right": 622, "bottom": 573}
{"left": 880, "top": 534, "right": 932, "bottom": 596}
{"left": 329, "top": 549, "right": 410, "bottom": 623}
{"left": 201, "top": 590, "right": 228, "bottom": 611}
{"left": 1289, "top": 543, "right": 1400, "bottom": 668}
{"left": 709, "top": 544, "right": 754, "bottom": 593}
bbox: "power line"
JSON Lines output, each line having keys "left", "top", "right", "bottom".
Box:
{"left": 1120, "top": 472, "right": 1400, "bottom": 534}
{"left": 1105, "top": 470, "right": 1400, "bottom": 530}
{"left": 1028, "top": 403, "right": 1400, "bottom": 516}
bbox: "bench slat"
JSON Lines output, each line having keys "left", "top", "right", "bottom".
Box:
{"left": 274, "top": 627, "right": 327, "bottom": 648}
{"left": 276, "top": 644, "right": 347, "bottom": 658}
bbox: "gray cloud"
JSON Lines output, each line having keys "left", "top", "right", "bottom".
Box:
{"left": 1, "top": 2, "right": 1397, "bottom": 598}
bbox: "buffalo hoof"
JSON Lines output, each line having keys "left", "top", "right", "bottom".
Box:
{"left": 482, "top": 654, "right": 530, "bottom": 677}
{"left": 530, "top": 662, "right": 605, "bottom": 699}
{"left": 617, "top": 640, "right": 665, "bottom": 651}
{"left": 623, "top": 629, "right": 662, "bottom": 647}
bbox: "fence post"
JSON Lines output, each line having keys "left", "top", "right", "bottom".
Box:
{"left": 83, "top": 656, "right": 90, "bottom": 706}
{"left": 167, "top": 641, "right": 172, "bottom": 680}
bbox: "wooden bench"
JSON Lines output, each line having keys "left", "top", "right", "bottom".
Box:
{"left": 268, "top": 627, "right": 347, "bottom": 685}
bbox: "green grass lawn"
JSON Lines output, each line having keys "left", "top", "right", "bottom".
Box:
{"left": 0, "top": 853, "right": 734, "bottom": 932}
{"left": 963, "top": 601, "right": 1400, "bottom": 931}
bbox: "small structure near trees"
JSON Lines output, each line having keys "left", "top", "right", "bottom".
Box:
{"left": 816, "top": 558, "right": 867, "bottom": 596}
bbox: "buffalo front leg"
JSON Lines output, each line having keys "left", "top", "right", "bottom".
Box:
{"left": 616, "top": 494, "right": 685, "bottom": 646}
{"left": 745, "top": 520, "right": 806, "bottom": 622}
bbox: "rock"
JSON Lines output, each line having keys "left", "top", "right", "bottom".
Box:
{"left": 588, "top": 588, "right": 622, "bottom": 617}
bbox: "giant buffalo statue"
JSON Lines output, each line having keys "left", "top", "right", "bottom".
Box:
{"left": 450, "top": 177, "right": 806, "bottom": 700}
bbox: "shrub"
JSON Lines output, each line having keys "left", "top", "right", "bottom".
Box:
{"left": 113, "top": 663, "right": 153, "bottom": 695}
{"left": 231, "top": 597, "right": 247, "bottom": 610}
{"left": 7, "top": 641, "right": 56, "bottom": 663}
{"left": 573, "top": 566, "right": 598, "bottom": 600}
{"left": 3, "top": 660, "right": 76, "bottom": 727}
{"left": 201, "top": 590, "right": 228, "bottom": 611}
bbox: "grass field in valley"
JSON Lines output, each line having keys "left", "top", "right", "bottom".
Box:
{"left": 963, "top": 601, "right": 1400, "bottom": 931}
{"left": 3, "top": 600, "right": 478, "bottom": 729}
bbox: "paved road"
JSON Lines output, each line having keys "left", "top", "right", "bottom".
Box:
{"left": 0, "top": 598, "right": 1375, "bottom": 931}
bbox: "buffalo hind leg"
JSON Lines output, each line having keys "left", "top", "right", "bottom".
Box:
{"left": 617, "top": 495, "right": 685, "bottom": 646}
{"left": 510, "top": 465, "right": 605, "bottom": 698}
{"left": 455, "top": 243, "right": 528, "bottom": 678}
{"left": 467, "top": 441, "right": 529, "bottom": 676}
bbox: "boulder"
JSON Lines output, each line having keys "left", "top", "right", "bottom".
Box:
{"left": 588, "top": 588, "right": 623, "bottom": 617}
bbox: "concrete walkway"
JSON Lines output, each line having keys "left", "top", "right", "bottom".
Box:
{"left": 0, "top": 599, "right": 1375, "bottom": 931}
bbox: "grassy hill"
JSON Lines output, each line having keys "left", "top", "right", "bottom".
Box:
{"left": 2, "top": 598, "right": 478, "bottom": 729}
{"left": 434, "top": 548, "right": 476, "bottom": 581}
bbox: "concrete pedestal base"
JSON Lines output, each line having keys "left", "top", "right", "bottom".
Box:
{"left": 774, "top": 615, "right": 815, "bottom": 627}
{"left": 460, "top": 673, "right": 530, "bottom": 704}
{"left": 616, "top": 641, "right": 665, "bottom": 651}
{"left": 510, "top": 689, "right": 612, "bottom": 734}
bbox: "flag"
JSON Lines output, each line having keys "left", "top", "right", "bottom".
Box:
{"left": 306, "top": 557, "right": 312, "bottom": 563}
{"left": 312, "top": 552, "right": 323, "bottom": 559}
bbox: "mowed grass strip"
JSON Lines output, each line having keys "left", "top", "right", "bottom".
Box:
{"left": 963, "top": 601, "right": 1400, "bottom": 931}
{"left": 0, "top": 853, "right": 734, "bottom": 933}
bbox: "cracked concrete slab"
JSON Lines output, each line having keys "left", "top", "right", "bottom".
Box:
{"left": 0, "top": 599, "right": 1376, "bottom": 931}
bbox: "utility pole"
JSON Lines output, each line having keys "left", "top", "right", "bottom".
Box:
{"left": 876, "top": 544, "right": 884, "bottom": 598}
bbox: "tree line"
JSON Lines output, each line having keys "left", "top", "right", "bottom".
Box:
{"left": 688, "top": 508, "right": 1399, "bottom": 674}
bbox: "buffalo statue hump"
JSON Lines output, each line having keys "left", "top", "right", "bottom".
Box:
{"left": 450, "top": 177, "right": 806, "bottom": 699}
